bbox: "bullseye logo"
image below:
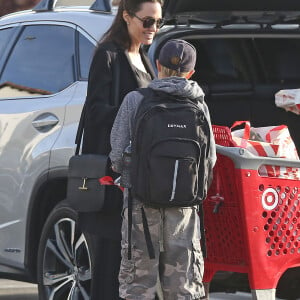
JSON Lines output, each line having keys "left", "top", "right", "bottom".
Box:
{"left": 261, "top": 188, "right": 279, "bottom": 210}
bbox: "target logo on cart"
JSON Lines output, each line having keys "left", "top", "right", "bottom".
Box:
{"left": 261, "top": 188, "right": 279, "bottom": 210}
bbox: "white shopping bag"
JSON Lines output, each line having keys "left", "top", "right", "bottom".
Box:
{"left": 230, "top": 121, "right": 279, "bottom": 158}
{"left": 230, "top": 121, "right": 300, "bottom": 179}
{"left": 275, "top": 89, "right": 300, "bottom": 115}
{"left": 252, "top": 125, "right": 299, "bottom": 160}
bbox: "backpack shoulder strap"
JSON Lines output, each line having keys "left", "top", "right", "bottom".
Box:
{"left": 135, "top": 87, "right": 169, "bottom": 115}
{"left": 136, "top": 87, "right": 155, "bottom": 101}
{"left": 133, "top": 87, "right": 157, "bottom": 121}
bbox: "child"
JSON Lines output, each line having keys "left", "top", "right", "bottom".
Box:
{"left": 110, "top": 39, "right": 216, "bottom": 300}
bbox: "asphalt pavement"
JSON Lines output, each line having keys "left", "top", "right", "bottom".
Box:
{"left": 0, "top": 279, "right": 38, "bottom": 299}
{"left": 0, "top": 279, "right": 255, "bottom": 299}
{"left": 0, "top": 279, "right": 281, "bottom": 299}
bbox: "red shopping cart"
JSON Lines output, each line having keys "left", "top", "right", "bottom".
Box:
{"left": 203, "top": 125, "right": 300, "bottom": 299}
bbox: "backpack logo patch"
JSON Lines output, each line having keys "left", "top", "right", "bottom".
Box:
{"left": 167, "top": 124, "right": 187, "bottom": 129}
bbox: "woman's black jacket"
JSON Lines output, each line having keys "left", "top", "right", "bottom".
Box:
{"left": 82, "top": 41, "right": 156, "bottom": 155}
{"left": 79, "top": 41, "right": 155, "bottom": 236}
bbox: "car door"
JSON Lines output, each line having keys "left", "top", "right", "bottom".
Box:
{"left": 0, "top": 21, "right": 79, "bottom": 265}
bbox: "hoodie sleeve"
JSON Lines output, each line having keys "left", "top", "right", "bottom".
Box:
{"left": 198, "top": 100, "right": 217, "bottom": 190}
{"left": 203, "top": 102, "right": 217, "bottom": 168}
{"left": 109, "top": 96, "right": 131, "bottom": 173}
{"left": 109, "top": 91, "right": 143, "bottom": 173}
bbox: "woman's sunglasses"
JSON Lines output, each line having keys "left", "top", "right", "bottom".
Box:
{"left": 133, "top": 13, "right": 164, "bottom": 28}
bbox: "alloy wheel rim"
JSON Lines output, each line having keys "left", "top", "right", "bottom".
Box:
{"left": 42, "top": 217, "right": 91, "bottom": 300}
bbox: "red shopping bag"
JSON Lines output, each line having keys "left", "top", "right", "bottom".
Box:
{"left": 230, "top": 121, "right": 300, "bottom": 179}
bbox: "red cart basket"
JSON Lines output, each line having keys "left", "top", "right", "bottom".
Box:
{"left": 203, "top": 125, "right": 300, "bottom": 299}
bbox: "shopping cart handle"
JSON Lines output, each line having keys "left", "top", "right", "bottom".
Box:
{"left": 216, "top": 144, "right": 300, "bottom": 170}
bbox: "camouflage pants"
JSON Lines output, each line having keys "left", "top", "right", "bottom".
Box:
{"left": 119, "top": 204, "right": 205, "bottom": 300}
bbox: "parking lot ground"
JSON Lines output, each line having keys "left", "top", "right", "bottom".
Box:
{"left": 0, "top": 279, "right": 282, "bottom": 299}
{"left": 0, "top": 279, "right": 38, "bottom": 299}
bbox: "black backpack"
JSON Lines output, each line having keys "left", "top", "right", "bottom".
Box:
{"left": 126, "top": 87, "right": 212, "bottom": 260}
{"left": 131, "top": 87, "right": 212, "bottom": 208}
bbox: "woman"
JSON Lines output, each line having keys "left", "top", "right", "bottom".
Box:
{"left": 79, "top": 0, "right": 163, "bottom": 298}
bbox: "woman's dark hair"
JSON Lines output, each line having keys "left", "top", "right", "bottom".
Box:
{"left": 100, "top": 0, "right": 163, "bottom": 49}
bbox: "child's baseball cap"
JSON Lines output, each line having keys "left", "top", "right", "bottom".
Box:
{"left": 158, "top": 39, "right": 197, "bottom": 72}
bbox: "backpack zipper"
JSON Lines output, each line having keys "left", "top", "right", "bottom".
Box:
{"left": 170, "top": 159, "right": 179, "bottom": 201}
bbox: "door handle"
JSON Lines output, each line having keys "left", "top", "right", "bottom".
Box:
{"left": 32, "top": 113, "right": 59, "bottom": 132}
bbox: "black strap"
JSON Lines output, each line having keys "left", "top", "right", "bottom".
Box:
{"left": 198, "top": 204, "right": 207, "bottom": 258}
{"left": 127, "top": 189, "right": 133, "bottom": 260}
{"left": 74, "top": 51, "right": 121, "bottom": 154}
{"left": 127, "top": 193, "right": 155, "bottom": 260}
{"left": 111, "top": 52, "right": 121, "bottom": 107}
{"left": 141, "top": 207, "right": 155, "bottom": 259}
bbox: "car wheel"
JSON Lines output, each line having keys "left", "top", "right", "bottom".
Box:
{"left": 37, "top": 202, "right": 92, "bottom": 300}
{"left": 276, "top": 267, "right": 300, "bottom": 300}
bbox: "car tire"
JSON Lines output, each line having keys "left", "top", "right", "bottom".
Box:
{"left": 276, "top": 267, "right": 300, "bottom": 300}
{"left": 37, "top": 201, "right": 93, "bottom": 300}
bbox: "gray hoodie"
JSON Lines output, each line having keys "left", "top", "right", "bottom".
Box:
{"left": 110, "top": 77, "right": 217, "bottom": 175}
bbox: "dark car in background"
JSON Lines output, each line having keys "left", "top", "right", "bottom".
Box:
{"left": 0, "top": 0, "right": 300, "bottom": 299}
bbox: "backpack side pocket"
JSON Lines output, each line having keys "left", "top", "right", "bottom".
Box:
{"left": 147, "top": 139, "right": 200, "bottom": 207}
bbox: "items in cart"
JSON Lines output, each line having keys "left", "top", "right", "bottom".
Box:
{"left": 219, "top": 121, "right": 300, "bottom": 180}
{"left": 275, "top": 88, "right": 300, "bottom": 115}
{"left": 230, "top": 121, "right": 299, "bottom": 160}
{"left": 231, "top": 121, "right": 279, "bottom": 158}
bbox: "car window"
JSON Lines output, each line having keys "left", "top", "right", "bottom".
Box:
{"left": 193, "top": 39, "right": 250, "bottom": 86}
{"left": 255, "top": 39, "right": 300, "bottom": 84}
{"left": 0, "top": 27, "right": 14, "bottom": 57}
{"left": 78, "top": 32, "right": 95, "bottom": 80}
{"left": 0, "top": 24, "right": 75, "bottom": 98}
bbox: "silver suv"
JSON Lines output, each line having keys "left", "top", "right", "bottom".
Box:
{"left": 0, "top": 0, "right": 114, "bottom": 298}
{"left": 1, "top": 0, "right": 300, "bottom": 299}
